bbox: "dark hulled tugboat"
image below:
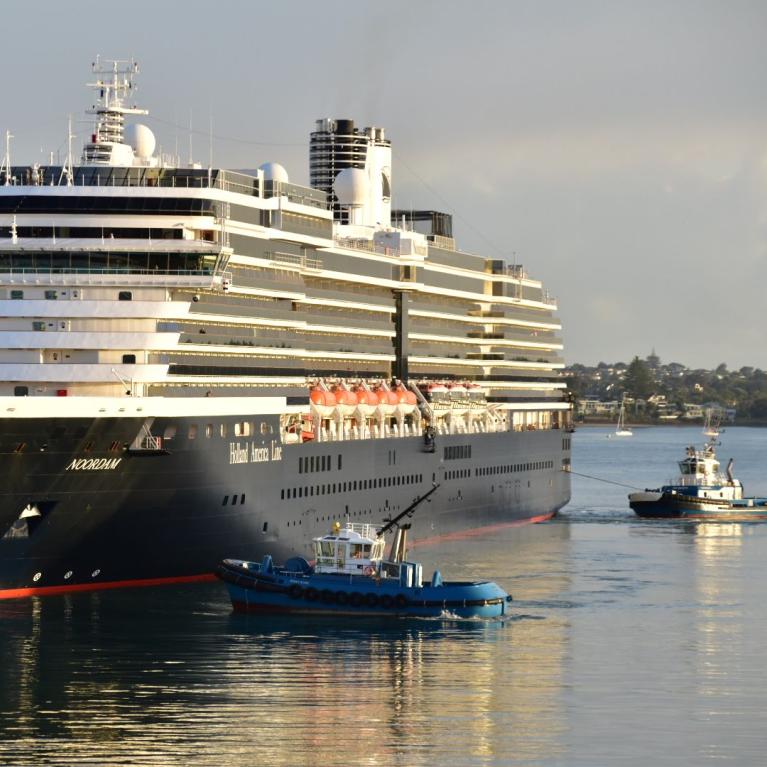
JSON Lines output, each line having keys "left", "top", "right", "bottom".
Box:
{"left": 629, "top": 441, "right": 767, "bottom": 520}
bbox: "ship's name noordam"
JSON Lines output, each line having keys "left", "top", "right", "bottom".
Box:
{"left": 229, "top": 441, "right": 283, "bottom": 465}
{"left": 66, "top": 458, "right": 123, "bottom": 471}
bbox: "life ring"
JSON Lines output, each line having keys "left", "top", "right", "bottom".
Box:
{"left": 304, "top": 587, "right": 319, "bottom": 602}
{"left": 363, "top": 565, "right": 375, "bottom": 577}
{"left": 379, "top": 594, "right": 394, "bottom": 609}
{"left": 364, "top": 592, "right": 379, "bottom": 607}
{"left": 394, "top": 593, "right": 408, "bottom": 609}
{"left": 288, "top": 584, "right": 304, "bottom": 600}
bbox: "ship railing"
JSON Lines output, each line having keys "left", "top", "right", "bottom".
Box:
{"left": 269, "top": 251, "right": 323, "bottom": 270}
{"left": 0, "top": 268, "right": 221, "bottom": 288}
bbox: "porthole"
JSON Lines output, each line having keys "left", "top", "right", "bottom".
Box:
{"left": 64, "top": 570, "right": 73, "bottom": 580}
{"left": 91, "top": 569, "right": 101, "bottom": 578}
{"left": 33, "top": 572, "right": 42, "bottom": 582}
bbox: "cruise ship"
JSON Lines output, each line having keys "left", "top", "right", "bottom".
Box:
{"left": 0, "top": 59, "right": 571, "bottom": 598}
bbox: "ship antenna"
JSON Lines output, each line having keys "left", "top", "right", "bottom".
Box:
{"left": 1, "top": 129, "right": 13, "bottom": 185}
{"left": 59, "top": 115, "right": 75, "bottom": 187}
{"left": 188, "top": 110, "right": 193, "bottom": 166}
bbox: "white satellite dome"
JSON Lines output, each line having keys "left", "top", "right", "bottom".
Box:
{"left": 259, "top": 162, "right": 289, "bottom": 183}
{"left": 334, "top": 167, "right": 369, "bottom": 206}
{"left": 124, "top": 123, "right": 156, "bottom": 159}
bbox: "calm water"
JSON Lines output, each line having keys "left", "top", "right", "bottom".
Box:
{"left": 2, "top": 426, "right": 767, "bottom": 766}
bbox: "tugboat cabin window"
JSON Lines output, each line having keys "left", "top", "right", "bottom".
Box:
{"left": 118, "top": 291, "right": 133, "bottom": 301}
{"left": 163, "top": 425, "right": 177, "bottom": 440}
{"left": 10, "top": 290, "right": 23, "bottom": 299}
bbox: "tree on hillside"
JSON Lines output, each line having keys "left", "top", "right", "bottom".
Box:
{"left": 623, "top": 356, "right": 654, "bottom": 399}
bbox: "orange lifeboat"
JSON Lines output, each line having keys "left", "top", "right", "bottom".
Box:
{"left": 331, "top": 384, "right": 358, "bottom": 416}
{"left": 352, "top": 385, "right": 378, "bottom": 417}
{"left": 393, "top": 384, "right": 417, "bottom": 416}
{"left": 310, "top": 386, "right": 337, "bottom": 417}
{"left": 374, "top": 385, "right": 398, "bottom": 416}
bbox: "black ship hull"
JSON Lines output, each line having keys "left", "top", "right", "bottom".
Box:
{"left": 0, "top": 410, "right": 570, "bottom": 598}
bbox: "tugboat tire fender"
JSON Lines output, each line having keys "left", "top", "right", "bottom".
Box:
{"left": 320, "top": 589, "right": 335, "bottom": 603}
{"left": 380, "top": 594, "right": 395, "bottom": 609}
{"left": 335, "top": 591, "right": 349, "bottom": 605}
{"left": 288, "top": 584, "right": 304, "bottom": 600}
{"left": 304, "top": 587, "right": 320, "bottom": 602}
{"left": 394, "top": 594, "right": 408, "bottom": 609}
{"left": 349, "top": 593, "right": 364, "bottom": 607}
{"left": 364, "top": 592, "right": 379, "bottom": 607}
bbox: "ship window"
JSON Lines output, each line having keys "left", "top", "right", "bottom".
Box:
{"left": 338, "top": 454, "right": 342, "bottom": 470}
{"left": 44, "top": 290, "right": 57, "bottom": 300}
{"left": 10, "top": 290, "right": 23, "bottom": 299}
{"left": 222, "top": 495, "right": 229, "bottom": 505}
{"left": 240, "top": 494, "right": 245, "bottom": 504}
{"left": 281, "top": 489, "right": 285, "bottom": 500}
{"left": 220, "top": 423, "right": 227, "bottom": 438}
{"left": 235, "top": 421, "right": 251, "bottom": 437}
{"left": 122, "top": 354, "right": 136, "bottom": 364}
{"left": 260, "top": 421, "right": 270, "bottom": 435}
{"left": 206, "top": 424, "right": 213, "bottom": 438}
{"left": 163, "top": 425, "right": 176, "bottom": 440}
{"left": 118, "top": 291, "right": 133, "bottom": 301}
{"left": 14, "top": 386, "right": 28, "bottom": 396}
{"left": 188, "top": 425, "right": 197, "bottom": 440}
{"left": 263, "top": 522, "right": 268, "bottom": 532}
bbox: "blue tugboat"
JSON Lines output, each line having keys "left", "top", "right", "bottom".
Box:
{"left": 629, "top": 440, "right": 767, "bottom": 519}
{"left": 217, "top": 486, "right": 512, "bottom": 618}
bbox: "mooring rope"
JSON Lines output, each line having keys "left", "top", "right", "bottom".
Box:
{"left": 563, "top": 469, "right": 644, "bottom": 491}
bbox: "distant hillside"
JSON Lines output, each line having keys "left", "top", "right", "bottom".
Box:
{"left": 565, "top": 354, "right": 767, "bottom": 423}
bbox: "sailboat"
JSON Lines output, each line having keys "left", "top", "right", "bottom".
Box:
{"left": 612, "top": 401, "right": 633, "bottom": 437}
{"left": 702, "top": 407, "right": 723, "bottom": 439}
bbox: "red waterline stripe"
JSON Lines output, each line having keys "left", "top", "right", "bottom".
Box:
{"left": 0, "top": 572, "right": 217, "bottom": 601}
{"left": 410, "top": 512, "right": 555, "bottom": 548}
{"left": 0, "top": 515, "right": 555, "bottom": 600}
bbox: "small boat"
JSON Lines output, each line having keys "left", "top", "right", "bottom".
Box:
{"left": 609, "top": 400, "right": 633, "bottom": 437}
{"left": 702, "top": 407, "right": 724, "bottom": 439}
{"left": 217, "top": 485, "right": 512, "bottom": 618}
{"left": 629, "top": 440, "right": 767, "bottom": 519}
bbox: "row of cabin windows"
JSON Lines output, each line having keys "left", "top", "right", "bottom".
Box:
{"left": 562, "top": 437, "right": 571, "bottom": 450}
{"left": 222, "top": 493, "right": 246, "bottom": 506}
{"left": 281, "top": 473, "right": 424, "bottom": 501}
{"left": 299, "top": 454, "right": 339, "bottom": 473}
{"left": 477, "top": 460, "right": 554, "bottom": 476}
{"left": 10, "top": 289, "right": 133, "bottom": 301}
{"left": 162, "top": 421, "right": 274, "bottom": 440}
{"left": 446, "top": 469, "right": 471, "bottom": 480}
{"left": 444, "top": 445, "right": 472, "bottom": 461}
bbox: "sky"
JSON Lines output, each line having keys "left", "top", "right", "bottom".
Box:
{"left": 2, "top": 0, "right": 766, "bottom": 370}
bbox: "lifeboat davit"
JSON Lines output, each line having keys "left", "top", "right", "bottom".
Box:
{"left": 393, "top": 384, "right": 417, "bottom": 416}
{"left": 310, "top": 386, "right": 337, "bottom": 417}
{"left": 331, "top": 384, "right": 358, "bottom": 416}
{"left": 353, "top": 386, "right": 378, "bottom": 417}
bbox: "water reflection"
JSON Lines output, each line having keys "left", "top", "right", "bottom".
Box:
{"left": 0, "top": 522, "right": 573, "bottom": 766}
